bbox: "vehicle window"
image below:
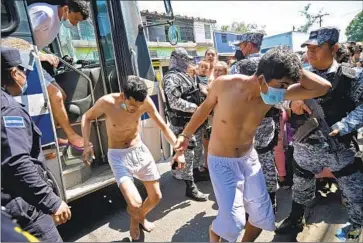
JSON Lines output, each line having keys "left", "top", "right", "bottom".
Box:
{"left": 95, "top": 0, "right": 115, "bottom": 66}
{"left": 58, "top": 2, "right": 100, "bottom": 64}
{"left": 1, "top": 0, "right": 12, "bottom": 29}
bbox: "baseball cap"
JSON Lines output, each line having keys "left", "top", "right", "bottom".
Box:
{"left": 233, "top": 32, "right": 264, "bottom": 49}
{"left": 171, "top": 47, "right": 194, "bottom": 60}
{"left": 1, "top": 47, "right": 34, "bottom": 71}
{"left": 301, "top": 27, "right": 340, "bottom": 48}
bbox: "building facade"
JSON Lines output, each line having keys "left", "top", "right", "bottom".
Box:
{"left": 213, "top": 30, "right": 310, "bottom": 57}
{"left": 140, "top": 10, "right": 216, "bottom": 81}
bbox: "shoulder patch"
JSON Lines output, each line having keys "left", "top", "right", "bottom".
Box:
{"left": 3, "top": 116, "right": 25, "bottom": 128}
{"left": 341, "top": 66, "right": 356, "bottom": 79}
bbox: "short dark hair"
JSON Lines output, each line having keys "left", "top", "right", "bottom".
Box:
{"left": 123, "top": 75, "right": 148, "bottom": 102}
{"left": 69, "top": 0, "right": 89, "bottom": 19}
{"left": 256, "top": 46, "right": 301, "bottom": 83}
{"left": 237, "top": 58, "right": 259, "bottom": 75}
{"left": 1, "top": 68, "right": 15, "bottom": 86}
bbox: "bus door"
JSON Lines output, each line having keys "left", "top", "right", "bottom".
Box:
{"left": 1, "top": 0, "right": 65, "bottom": 199}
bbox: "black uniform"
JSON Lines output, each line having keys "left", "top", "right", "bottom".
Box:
{"left": 1, "top": 88, "right": 63, "bottom": 241}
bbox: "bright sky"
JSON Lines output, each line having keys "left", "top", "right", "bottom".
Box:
{"left": 138, "top": 1, "right": 363, "bottom": 42}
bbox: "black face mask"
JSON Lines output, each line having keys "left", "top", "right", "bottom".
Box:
{"left": 235, "top": 49, "right": 244, "bottom": 61}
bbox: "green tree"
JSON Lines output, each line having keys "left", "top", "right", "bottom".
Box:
{"left": 220, "top": 25, "right": 229, "bottom": 32}
{"left": 346, "top": 11, "right": 363, "bottom": 42}
{"left": 220, "top": 21, "right": 266, "bottom": 35}
{"left": 297, "top": 3, "right": 329, "bottom": 33}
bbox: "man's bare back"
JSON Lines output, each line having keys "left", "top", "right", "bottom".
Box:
{"left": 209, "top": 75, "right": 271, "bottom": 158}
{"left": 101, "top": 93, "right": 149, "bottom": 149}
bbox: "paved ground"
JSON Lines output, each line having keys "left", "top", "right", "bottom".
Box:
{"left": 58, "top": 161, "right": 353, "bottom": 242}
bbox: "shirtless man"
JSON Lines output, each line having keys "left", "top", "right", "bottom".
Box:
{"left": 174, "top": 47, "right": 332, "bottom": 242}
{"left": 81, "top": 76, "right": 184, "bottom": 240}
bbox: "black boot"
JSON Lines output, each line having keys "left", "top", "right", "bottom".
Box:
{"left": 269, "top": 192, "right": 276, "bottom": 214}
{"left": 185, "top": 180, "right": 208, "bottom": 201}
{"left": 193, "top": 167, "right": 210, "bottom": 182}
{"left": 275, "top": 201, "right": 304, "bottom": 234}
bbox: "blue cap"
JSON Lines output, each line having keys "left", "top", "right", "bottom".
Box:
{"left": 171, "top": 47, "right": 194, "bottom": 60}
{"left": 233, "top": 32, "right": 264, "bottom": 49}
{"left": 301, "top": 27, "right": 340, "bottom": 47}
{"left": 1, "top": 47, "right": 22, "bottom": 69}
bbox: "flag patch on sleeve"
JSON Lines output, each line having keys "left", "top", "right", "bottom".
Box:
{"left": 3, "top": 116, "right": 25, "bottom": 128}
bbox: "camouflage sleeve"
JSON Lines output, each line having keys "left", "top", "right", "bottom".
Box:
{"left": 331, "top": 104, "right": 363, "bottom": 136}
{"left": 163, "top": 74, "right": 198, "bottom": 113}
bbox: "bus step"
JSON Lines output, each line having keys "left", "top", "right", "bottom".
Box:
{"left": 62, "top": 159, "right": 92, "bottom": 189}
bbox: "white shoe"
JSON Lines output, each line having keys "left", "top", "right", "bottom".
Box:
{"left": 171, "top": 169, "right": 183, "bottom": 180}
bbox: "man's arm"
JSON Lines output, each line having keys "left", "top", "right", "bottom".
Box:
{"left": 285, "top": 69, "right": 332, "bottom": 101}
{"left": 81, "top": 97, "right": 106, "bottom": 165}
{"left": 28, "top": 10, "right": 51, "bottom": 32}
{"left": 163, "top": 74, "right": 198, "bottom": 113}
{"left": 330, "top": 104, "right": 363, "bottom": 136}
{"left": 182, "top": 76, "right": 220, "bottom": 138}
{"left": 1, "top": 107, "right": 62, "bottom": 214}
{"left": 145, "top": 96, "right": 177, "bottom": 146}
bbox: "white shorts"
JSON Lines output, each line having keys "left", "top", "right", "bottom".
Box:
{"left": 208, "top": 148, "right": 275, "bottom": 242}
{"left": 107, "top": 141, "right": 160, "bottom": 187}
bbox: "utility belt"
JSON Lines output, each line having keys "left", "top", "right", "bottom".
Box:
{"left": 293, "top": 155, "right": 363, "bottom": 179}
{"left": 256, "top": 141, "right": 276, "bottom": 154}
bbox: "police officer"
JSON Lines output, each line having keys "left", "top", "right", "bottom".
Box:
{"left": 1, "top": 210, "right": 39, "bottom": 242}
{"left": 230, "top": 32, "right": 264, "bottom": 74}
{"left": 1, "top": 47, "right": 71, "bottom": 242}
{"left": 237, "top": 57, "right": 281, "bottom": 213}
{"left": 163, "top": 47, "right": 208, "bottom": 201}
{"left": 276, "top": 27, "right": 363, "bottom": 241}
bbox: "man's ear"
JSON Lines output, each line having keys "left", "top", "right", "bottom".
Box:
{"left": 10, "top": 68, "right": 18, "bottom": 82}
{"left": 257, "top": 75, "right": 265, "bottom": 86}
{"left": 332, "top": 44, "right": 339, "bottom": 56}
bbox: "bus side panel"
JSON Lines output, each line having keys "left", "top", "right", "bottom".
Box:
{"left": 14, "top": 62, "right": 55, "bottom": 146}
{"left": 120, "top": 1, "right": 164, "bottom": 161}
{"left": 120, "top": 1, "right": 156, "bottom": 82}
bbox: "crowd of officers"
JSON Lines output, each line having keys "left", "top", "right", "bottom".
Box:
{"left": 162, "top": 27, "right": 363, "bottom": 240}
{"left": 1, "top": 1, "right": 363, "bottom": 240}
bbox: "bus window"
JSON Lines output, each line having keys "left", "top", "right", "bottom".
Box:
{"left": 58, "top": 2, "right": 100, "bottom": 64}
{"left": 95, "top": 0, "right": 115, "bottom": 66}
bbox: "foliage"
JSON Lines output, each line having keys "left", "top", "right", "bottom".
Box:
{"left": 219, "top": 21, "right": 266, "bottom": 35}
{"left": 345, "top": 11, "right": 363, "bottom": 42}
{"left": 297, "top": 3, "right": 328, "bottom": 33}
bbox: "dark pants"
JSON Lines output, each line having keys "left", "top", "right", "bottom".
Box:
{"left": 5, "top": 197, "right": 62, "bottom": 242}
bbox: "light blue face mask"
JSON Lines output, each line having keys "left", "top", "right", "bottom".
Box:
{"left": 121, "top": 103, "right": 127, "bottom": 110}
{"left": 62, "top": 19, "right": 75, "bottom": 29}
{"left": 21, "top": 80, "right": 28, "bottom": 94}
{"left": 260, "top": 78, "right": 287, "bottom": 105}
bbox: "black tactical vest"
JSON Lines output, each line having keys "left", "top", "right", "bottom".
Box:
{"left": 163, "top": 70, "right": 201, "bottom": 120}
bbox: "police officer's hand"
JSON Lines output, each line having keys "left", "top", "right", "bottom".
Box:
{"left": 39, "top": 53, "right": 59, "bottom": 68}
{"left": 82, "top": 145, "right": 95, "bottom": 166}
{"left": 290, "top": 100, "right": 312, "bottom": 115}
{"left": 329, "top": 129, "right": 340, "bottom": 137}
{"left": 172, "top": 152, "right": 186, "bottom": 169}
{"left": 52, "top": 201, "right": 71, "bottom": 225}
{"left": 174, "top": 135, "right": 189, "bottom": 152}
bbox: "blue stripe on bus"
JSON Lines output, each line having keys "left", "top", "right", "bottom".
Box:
{"left": 31, "top": 113, "right": 55, "bottom": 145}
{"left": 24, "top": 65, "right": 44, "bottom": 95}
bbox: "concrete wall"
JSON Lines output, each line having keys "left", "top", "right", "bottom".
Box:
{"left": 193, "top": 21, "right": 214, "bottom": 45}
{"left": 292, "top": 32, "right": 310, "bottom": 53}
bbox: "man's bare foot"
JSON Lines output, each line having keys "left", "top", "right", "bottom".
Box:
{"left": 130, "top": 218, "right": 140, "bottom": 240}
{"left": 67, "top": 133, "right": 84, "bottom": 148}
{"left": 139, "top": 219, "right": 155, "bottom": 232}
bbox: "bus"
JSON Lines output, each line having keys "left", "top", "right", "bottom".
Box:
{"left": 1, "top": 0, "right": 177, "bottom": 203}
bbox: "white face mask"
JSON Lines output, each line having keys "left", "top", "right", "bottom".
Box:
{"left": 62, "top": 19, "right": 75, "bottom": 29}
